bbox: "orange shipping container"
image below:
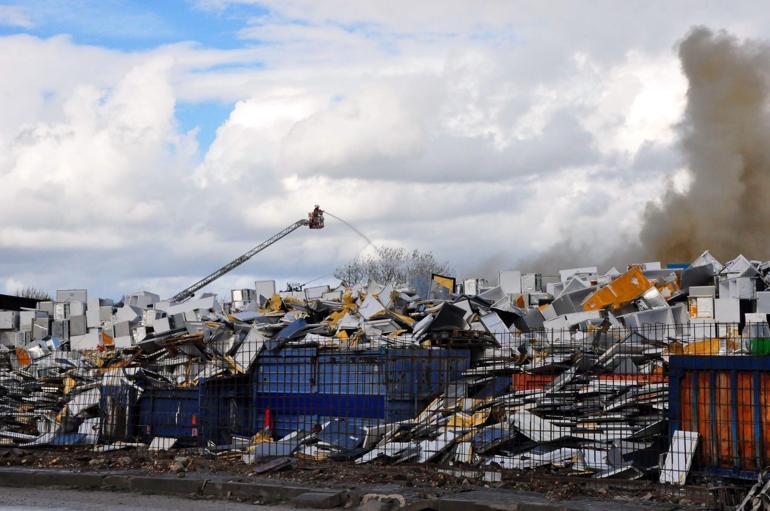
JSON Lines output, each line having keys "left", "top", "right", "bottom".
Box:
{"left": 670, "top": 356, "right": 770, "bottom": 479}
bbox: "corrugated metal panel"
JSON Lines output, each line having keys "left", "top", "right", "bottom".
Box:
{"left": 253, "top": 347, "right": 317, "bottom": 393}
{"left": 318, "top": 351, "right": 385, "bottom": 396}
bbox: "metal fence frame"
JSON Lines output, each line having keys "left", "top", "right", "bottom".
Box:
{"left": 4, "top": 321, "right": 770, "bottom": 492}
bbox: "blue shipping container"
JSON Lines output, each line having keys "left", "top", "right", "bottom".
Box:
{"left": 136, "top": 375, "right": 253, "bottom": 446}
{"left": 137, "top": 387, "right": 201, "bottom": 445}
{"left": 133, "top": 348, "right": 470, "bottom": 444}
{"left": 252, "top": 347, "right": 470, "bottom": 437}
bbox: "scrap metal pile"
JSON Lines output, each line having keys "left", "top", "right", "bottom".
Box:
{"left": 1, "top": 250, "right": 770, "bottom": 484}
{"left": 352, "top": 341, "right": 669, "bottom": 479}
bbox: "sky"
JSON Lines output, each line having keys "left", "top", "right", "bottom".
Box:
{"left": 0, "top": 0, "right": 766, "bottom": 300}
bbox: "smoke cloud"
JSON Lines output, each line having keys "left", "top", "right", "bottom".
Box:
{"left": 523, "top": 27, "right": 770, "bottom": 274}
{"left": 641, "top": 27, "right": 770, "bottom": 262}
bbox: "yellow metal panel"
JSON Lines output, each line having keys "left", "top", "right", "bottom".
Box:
{"left": 582, "top": 266, "right": 651, "bottom": 311}
{"left": 432, "top": 273, "right": 456, "bottom": 291}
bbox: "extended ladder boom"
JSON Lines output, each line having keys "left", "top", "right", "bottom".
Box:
{"left": 170, "top": 206, "right": 324, "bottom": 303}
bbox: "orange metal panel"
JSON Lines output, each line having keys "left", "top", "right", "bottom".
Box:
{"left": 677, "top": 365, "right": 770, "bottom": 473}
{"left": 596, "top": 374, "right": 668, "bottom": 383}
{"left": 681, "top": 373, "right": 693, "bottom": 430}
{"left": 716, "top": 372, "right": 733, "bottom": 467}
{"left": 14, "top": 347, "right": 31, "bottom": 367}
{"left": 762, "top": 374, "right": 770, "bottom": 463}
{"left": 582, "top": 267, "right": 651, "bottom": 311}
{"left": 511, "top": 373, "right": 555, "bottom": 390}
{"left": 737, "top": 372, "right": 756, "bottom": 469}
{"left": 697, "top": 372, "right": 714, "bottom": 466}
{"left": 684, "top": 339, "right": 722, "bottom": 355}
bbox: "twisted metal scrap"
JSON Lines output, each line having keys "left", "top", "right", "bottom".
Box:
{"left": 737, "top": 470, "right": 770, "bottom": 511}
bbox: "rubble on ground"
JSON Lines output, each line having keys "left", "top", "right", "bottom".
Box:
{"left": 1, "top": 250, "right": 769, "bottom": 485}
{"left": 0, "top": 446, "right": 725, "bottom": 507}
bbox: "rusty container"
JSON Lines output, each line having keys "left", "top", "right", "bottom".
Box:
{"left": 669, "top": 355, "right": 770, "bottom": 479}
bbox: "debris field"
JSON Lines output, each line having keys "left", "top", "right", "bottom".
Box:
{"left": 1, "top": 249, "right": 770, "bottom": 488}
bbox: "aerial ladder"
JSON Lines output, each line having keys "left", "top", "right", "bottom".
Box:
{"left": 169, "top": 206, "right": 325, "bottom": 303}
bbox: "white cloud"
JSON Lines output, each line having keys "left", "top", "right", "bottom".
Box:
{"left": 194, "top": 90, "right": 324, "bottom": 186}
{"left": 2, "top": 3, "right": 770, "bottom": 297}
{"left": 3, "top": 277, "right": 25, "bottom": 295}
{"left": 0, "top": 54, "right": 194, "bottom": 231}
{"left": 281, "top": 87, "right": 428, "bottom": 174}
{"left": 581, "top": 51, "right": 688, "bottom": 156}
{"left": 0, "top": 5, "right": 33, "bottom": 28}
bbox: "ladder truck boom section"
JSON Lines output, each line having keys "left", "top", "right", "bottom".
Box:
{"left": 170, "top": 206, "right": 324, "bottom": 303}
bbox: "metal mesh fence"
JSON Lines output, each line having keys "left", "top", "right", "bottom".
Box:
{"left": 3, "top": 322, "right": 770, "bottom": 490}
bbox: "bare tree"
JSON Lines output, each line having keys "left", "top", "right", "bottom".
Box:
{"left": 15, "top": 287, "right": 51, "bottom": 301}
{"left": 334, "top": 246, "right": 452, "bottom": 286}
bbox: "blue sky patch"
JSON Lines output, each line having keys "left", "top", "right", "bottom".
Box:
{"left": 0, "top": 0, "right": 269, "bottom": 50}
{"left": 176, "top": 100, "right": 233, "bottom": 154}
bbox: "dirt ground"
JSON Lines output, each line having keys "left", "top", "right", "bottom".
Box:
{"left": 0, "top": 486, "right": 294, "bottom": 511}
{"left": 0, "top": 446, "right": 745, "bottom": 508}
